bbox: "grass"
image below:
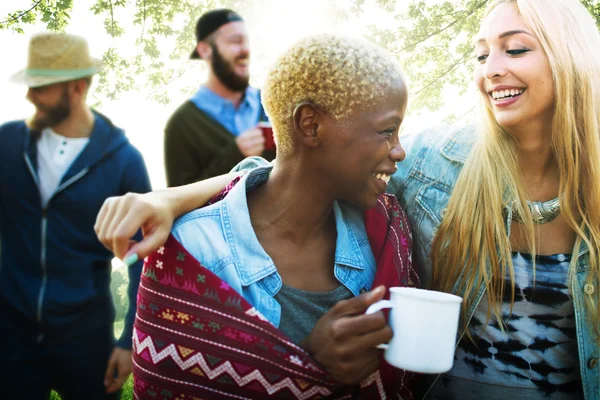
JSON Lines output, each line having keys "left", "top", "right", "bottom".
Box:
{"left": 49, "top": 321, "right": 134, "bottom": 400}
{"left": 50, "top": 377, "right": 133, "bottom": 400}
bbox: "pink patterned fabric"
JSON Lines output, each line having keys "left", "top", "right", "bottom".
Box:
{"left": 132, "top": 190, "right": 419, "bottom": 399}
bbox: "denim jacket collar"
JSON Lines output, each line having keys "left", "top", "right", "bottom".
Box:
{"left": 221, "top": 166, "right": 369, "bottom": 287}
{"left": 439, "top": 125, "right": 475, "bottom": 164}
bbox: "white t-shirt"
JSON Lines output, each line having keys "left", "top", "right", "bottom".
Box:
{"left": 36, "top": 128, "right": 90, "bottom": 206}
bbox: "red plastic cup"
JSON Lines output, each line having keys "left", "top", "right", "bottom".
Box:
{"left": 258, "top": 121, "right": 276, "bottom": 151}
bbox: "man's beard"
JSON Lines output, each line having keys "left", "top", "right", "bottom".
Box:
{"left": 210, "top": 43, "right": 250, "bottom": 92}
{"left": 30, "top": 86, "right": 71, "bottom": 131}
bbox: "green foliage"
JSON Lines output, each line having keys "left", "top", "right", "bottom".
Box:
{"left": 88, "top": 0, "right": 229, "bottom": 104}
{"left": 110, "top": 267, "right": 129, "bottom": 321}
{"left": 113, "top": 319, "right": 125, "bottom": 337}
{"left": 117, "top": 281, "right": 129, "bottom": 310}
{"left": 359, "top": 0, "right": 600, "bottom": 117}
{"left": 2, "top": 0, "right": 600, "bottom": 113}
{"left": 582, "top": 0, "right": 600, "bottom": 25}
{"left": 360, "top": 0, "right": 488, "bottom": 118}
{"left": 0, "top": 0, "right": 72, "bottom": 33}
{"left": 50, "top": 374, "right": 133, "bottom": 399}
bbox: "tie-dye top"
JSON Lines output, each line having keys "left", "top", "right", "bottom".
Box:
{"left": 428, "top": 252, "right": 583, "bottom": 399}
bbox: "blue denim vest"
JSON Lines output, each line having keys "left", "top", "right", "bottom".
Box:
{"left": 391, "top": 124, "right": 598, "bottom": 399}
{"left": 171, "top": 165, "right": 377, "bottom": 328}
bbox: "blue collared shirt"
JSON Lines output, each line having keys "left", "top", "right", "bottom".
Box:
{"left": 189, "top": 85, "right": 262, "bottom": 136}
{"left": 171, "top": 165, "right": 377, "bottom": 327}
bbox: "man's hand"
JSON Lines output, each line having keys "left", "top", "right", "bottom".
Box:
{"left": 104, "top": 347, "right": 132, "bottom": 394}
{"left": 236, "top": 127, "right": 265, "bottom": 157}
{"left": 301, "top": 286, "right": 392, "bottom": 385}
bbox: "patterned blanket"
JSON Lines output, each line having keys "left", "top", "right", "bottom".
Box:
{"left": 132, "top": 192, "right": 420, "bottom": 399}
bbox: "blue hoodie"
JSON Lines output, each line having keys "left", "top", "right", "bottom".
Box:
{"left": 0, "top": 112, "right": 151, "bottom": 349}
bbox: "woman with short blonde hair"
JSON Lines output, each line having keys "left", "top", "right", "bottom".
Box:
{"left": 95, "top": 0, "right": 600, "bottom": 397}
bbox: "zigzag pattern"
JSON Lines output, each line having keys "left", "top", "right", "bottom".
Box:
{"left": 134, "top": 359, "right": 250, "bottom": 400}
{"left": 135, "top": 316, "right": 323, "bottom": 381}
{"left": 359, "top": 370, "right": 385, "bottom": 398}
{"left": 133, "top": 331, "right": 333, "bottom": 399}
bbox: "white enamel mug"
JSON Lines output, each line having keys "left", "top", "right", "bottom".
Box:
{"left": 366, "top": 287, "right": 463, "bottom": 374}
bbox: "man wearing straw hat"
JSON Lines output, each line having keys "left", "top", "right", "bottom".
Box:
{"left": 0, "top": 32, "right": 151, "bottom": 399}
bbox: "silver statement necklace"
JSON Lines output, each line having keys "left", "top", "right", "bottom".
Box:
{"left": 511, "top": 196, "right": 561, "bottom": 225}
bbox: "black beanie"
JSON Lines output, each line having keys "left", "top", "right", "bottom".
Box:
{"left": 190, "top": 9, "right": 244, "bottom": 59}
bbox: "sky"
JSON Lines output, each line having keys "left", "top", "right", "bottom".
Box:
{"left": 0, "top": 0, "right": 477, "bottom": 189}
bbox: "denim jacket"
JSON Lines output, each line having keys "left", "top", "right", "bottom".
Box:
{"left": 171, "top": 164, "right": 377, "bottom": 327}
{"left": 390, "top": 124, "right": 598, "bottom": 399}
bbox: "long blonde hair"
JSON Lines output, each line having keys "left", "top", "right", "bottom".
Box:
{"left": 430, "top": 0, "right": 600, "bottom": 337}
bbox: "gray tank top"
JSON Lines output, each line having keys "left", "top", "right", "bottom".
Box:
{"left": 275, "top": 284, "right": 353, "bottom": 344}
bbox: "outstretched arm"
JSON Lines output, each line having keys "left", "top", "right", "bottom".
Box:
{"left": 95, "top": 172, "right": 241, "bottom": 262}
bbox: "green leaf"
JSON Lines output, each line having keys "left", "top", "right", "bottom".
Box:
{"left": 3, "top": 0, "right": 599, "bottom": 113}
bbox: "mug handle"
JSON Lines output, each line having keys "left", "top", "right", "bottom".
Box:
{"left": 365, "top": 299, "right": 393, "bottom": 350}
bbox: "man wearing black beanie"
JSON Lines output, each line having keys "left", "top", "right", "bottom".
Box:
{"left": 164, "top": 9, "right": 275, "bottom": 187}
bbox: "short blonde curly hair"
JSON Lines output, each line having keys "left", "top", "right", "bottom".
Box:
{"left": 262, "top": 34, "right": 407, "bottom": 155}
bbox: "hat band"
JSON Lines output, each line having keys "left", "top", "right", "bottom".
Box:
{"left": 25, "top": 67, "right": 99, "bottom": 77}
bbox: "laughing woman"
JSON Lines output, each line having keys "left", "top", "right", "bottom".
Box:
{"left": 96, "top": 0, "right": 600, "bottom": 398}
{"left": 107, "top": 35, "right": 419, "bottom": 399}
{"left": 394, "top": 0, "right": 600, "bottom": 398}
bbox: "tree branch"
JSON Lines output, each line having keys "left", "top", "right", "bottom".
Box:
{"left": 0, "top": 0, "right": 43, "bottom": 25}
{"left": 109, "top": 0, "right": 115, "bottom": 37}
{"left": 144, "top": 63, "right": 198, "bottom": 100}
{"left": 454, "top": 104, "right": 477, "bottom": 123}
{"left": 414, "top": 51, "right": 472, "bottom": 97}
{"left": 139, "top": 0, "right": 146, "bottom": 41}
{"left": 397, "top": 0, "right": 488, "bottom": 53}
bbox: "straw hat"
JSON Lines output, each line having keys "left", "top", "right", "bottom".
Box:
{"left": 11, "top": 32, "right": 103, "bottom": 88}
